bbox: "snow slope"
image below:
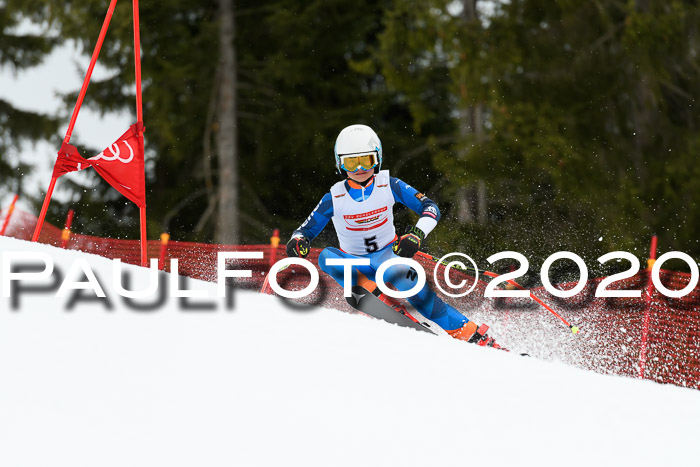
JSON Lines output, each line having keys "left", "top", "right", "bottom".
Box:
{"left": 1, "top": 236, "right": 699, "bottom": 467}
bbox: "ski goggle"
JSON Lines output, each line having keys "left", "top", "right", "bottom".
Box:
{"left": 340, "top": 152, "right": 378, "bottom": 173}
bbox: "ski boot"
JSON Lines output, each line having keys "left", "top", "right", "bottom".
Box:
{"left": 375, "top": 291, "right": 409, "bottom": 315}
{"left": 447, "top": 322, "right": 502, "bottom": 349}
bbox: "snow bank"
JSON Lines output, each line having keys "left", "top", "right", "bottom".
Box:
{"left": 0, "top": 236, "right": 698, "bottom": 466}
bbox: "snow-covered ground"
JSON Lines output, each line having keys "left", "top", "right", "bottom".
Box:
{"left": 1, "top": 236, "right": 699, "bottom": 467}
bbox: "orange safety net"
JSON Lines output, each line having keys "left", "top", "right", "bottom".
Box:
{"left": 3, "top": 208, "right": 699, "bottom": 389}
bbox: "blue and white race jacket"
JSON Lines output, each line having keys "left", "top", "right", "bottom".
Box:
{"left": 292, "top": 170, "right": 441, "bottom": 256}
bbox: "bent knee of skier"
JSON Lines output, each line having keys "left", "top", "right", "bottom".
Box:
{"left": 318, "top": 247, "right": 346, "bottom": 282}
{"left": 318, "top": 247, "right": 374, "bottom": 288}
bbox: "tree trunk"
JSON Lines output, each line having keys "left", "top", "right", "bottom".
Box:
{"left": 477, "top": 179, "right": 487, "bottom": 224}
{"left": 455, "top": 186, "right": 474, "bottom": 223}
{"left": 463, "top": 0, "right": 477, "bottom": 21}
{"left": 455, "top": 0, "right": 488, "bottom": 225}
{"left": 456, "top": 103, "right": 475, "bottom": 224}
{"left": 215, "top": 0, "right": 239, "bottom": 244}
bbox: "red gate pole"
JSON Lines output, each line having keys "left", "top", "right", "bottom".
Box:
{"left": 32, "top": 178, "right": 56, "bottom": 241}
{"left": 60, "top": 209, "right": 75, "bottom": 248}
{"left": 0, "top": 194, "right": 19, "bottom": 236}
{"left": 269, "top": 229, "right": 280, "bottom": 267}
{"left": 64, "top": 0, "right": 120, "bottom": 145}
{"left": 261, "top": 229, "right": 281, "bottom": 294}
{"left": 133, "top": 0, "right": 147, "bottom": 267}
{"left": 139, "top": 206, "right": 147, "bottom": 267}
{"left": 32, "top": 0, "right": 119, "bottom": 242}
{"left": 639, "top": 235, "right": 658, "bottom": 379}
{"left": 159, "top": 233, "right": 170, "bottom": 271}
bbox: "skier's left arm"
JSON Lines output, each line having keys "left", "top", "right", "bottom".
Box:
{"left": 390, "top": 177, "right": 441, "bottom": 257}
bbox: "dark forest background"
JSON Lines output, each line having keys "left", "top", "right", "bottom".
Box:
{"left": 1, "top": 0, "right": 699, "bottom": 274}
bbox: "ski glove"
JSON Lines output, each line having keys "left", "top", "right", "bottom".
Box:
{"left": 286, "top": 236, "right": 310, "bottom": 258}
{"left": 392, "top": 226, "right": 425, "bottom": 258}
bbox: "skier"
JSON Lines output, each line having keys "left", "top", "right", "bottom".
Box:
{"left": 286, "top": 124, "right": 497, "bottom": 346}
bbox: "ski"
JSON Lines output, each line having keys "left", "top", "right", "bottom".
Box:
{"left": 344, "top": 290, "right": 529, "bottom": 354}
{"left": 346, "top": 285, "right": 439, "bottom": 335}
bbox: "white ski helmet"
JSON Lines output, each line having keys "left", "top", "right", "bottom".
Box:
{"left": 334, "top": 124, "right": 383, "bottom": 174}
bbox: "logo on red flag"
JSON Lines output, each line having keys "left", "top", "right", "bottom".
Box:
{"left": 92, "top": 140, "right": 135, "bottom": 164}
{"left": 51, "top": 123, "right": 146, "bottom": 207}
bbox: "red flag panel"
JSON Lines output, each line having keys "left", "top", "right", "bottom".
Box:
{"left": 50, "top": 123, "right": 146, "bottom": 207}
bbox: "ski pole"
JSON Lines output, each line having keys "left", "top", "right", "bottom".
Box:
{"left": 416, "top": 252, "right": 579, "bottom": 334}
{"left": 477, "top": 269, "right": 578, "bottom": 332}
{"left": 261, "top": 262, "right": 292, "bottom": 294}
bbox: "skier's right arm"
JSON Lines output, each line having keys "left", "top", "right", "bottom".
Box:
{"left": 286, "top": 193, "right": 334, "bottom": 258}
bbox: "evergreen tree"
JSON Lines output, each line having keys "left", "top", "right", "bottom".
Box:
{"left": 234, "top": 0, "right": 420, "bottom": 244}
{"left": 0, "top": 1, "right": 60, "bottom": 198}
{"left": 373, "top": 0, "right": 700, "bottom": 266}
{"left": 6, "top": 0, "right": 697, "bottom": 265}
{"left": 19, "top": 0, "right": 221, "bottom": 239}
{"left": 6, "top": 0, "right": 417, "bottom": 244}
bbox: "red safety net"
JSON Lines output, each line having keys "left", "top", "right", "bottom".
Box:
{"left": 3, "top": 208, "right": 699, "bottom": 390}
